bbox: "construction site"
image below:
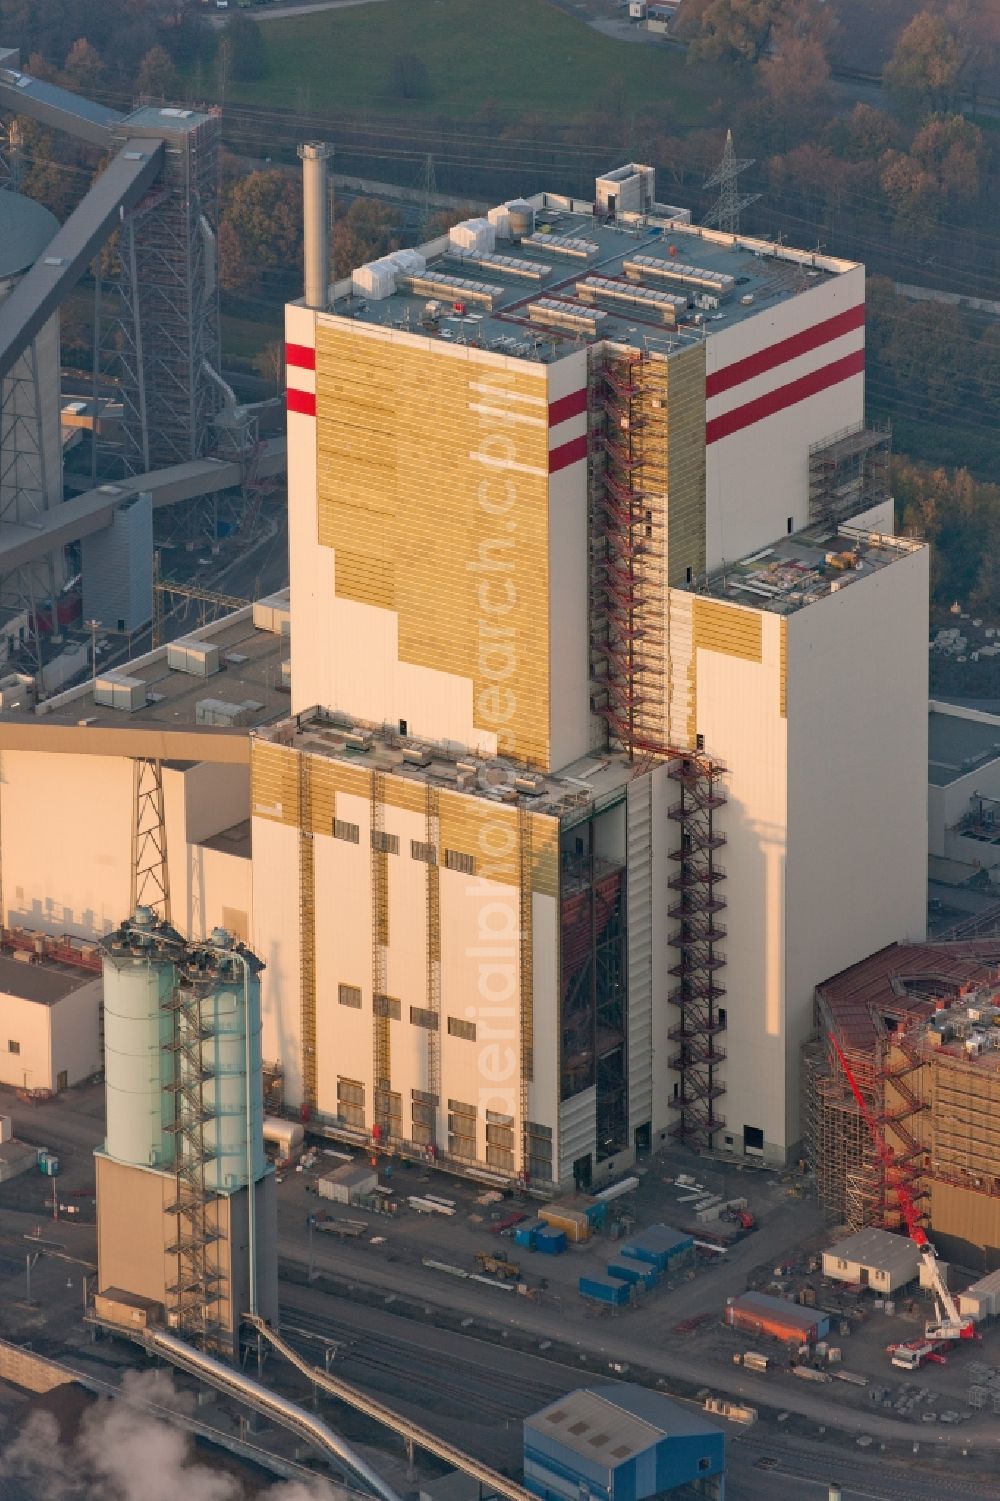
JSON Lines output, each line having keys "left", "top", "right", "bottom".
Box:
{"left": 4, "top": 49, "right": 1000, "bottom": 1500}
{"left": 804, "top": 941, "right": 1000, "bottom": 1271}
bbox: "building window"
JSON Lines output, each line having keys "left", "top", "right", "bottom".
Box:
{"left": 374, "top": 994, "right": 401, "bottom": 1020}
{"left": 337, "top": 1077, "right": 365, "bottom": 1128}
{"left": 410, "top": 1006, "right": 439, "bottom": 1030}
{"left": 374, "top": 1088, "right": 401, "bottom": 1132}
{"left": 486, "top": 1109, "right": 514, "bottom": 1127}
{"left": 448, "top": 1100, "right": 477, "bottom": 1160}
{"left": 787, "top": 515, "right": 794, "bottom": 534}
{"left": 371, "top": 830, "right": 399, "bottom": 855}
{"left": 686, "top": 565, "right": 693, "bottom": 584}
{"left": 410, "top": 839, "right": 436, "bottom": 864}
{"left": 334, "top": 819, "right": 359, "bottom": 844}
{"left": 399, "top": 719, "right": 408, "bottom": 736}
{"left": 698, "top": 1459, "right": 711, "bottom": 1473}
{"left": 413, "top": 1088, "right": 438, "bottom": 1107}
{"left": 8, "top": 1040, "right": 19, "bottom": 1055}
{"left": 744, "top": 1124, "right": 764, "bottom": 1155}
{"left": 486, "top": 1145, "right": 515, "bottom": 1172}
{"left": 526, "top": 1121, "right": 553, "bottom": 1184}
{"left": 447, "top": 1016, "right": 477, "bottom": 1041}
{"left": 444, "top": 849, "right": 475, "bottom": 876}
{"left": 338, "top": 983, "right": 362, "bottom": 1009}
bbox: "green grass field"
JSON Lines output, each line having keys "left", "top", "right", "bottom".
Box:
{"left": 219, "top": 0, "right": 713, "bottom": 123}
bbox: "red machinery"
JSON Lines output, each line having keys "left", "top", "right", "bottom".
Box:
{"left": 829, "top": 1034, "right": 975, "bottom": 1346}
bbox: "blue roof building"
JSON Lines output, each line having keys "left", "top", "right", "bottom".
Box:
{"left": 524, "top": 1385, "right": 725, "bottom": 1501}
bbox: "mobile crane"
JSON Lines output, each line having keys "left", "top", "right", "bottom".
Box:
{"left": 829, "top": 1035, "right": 976, "bottom": 1346}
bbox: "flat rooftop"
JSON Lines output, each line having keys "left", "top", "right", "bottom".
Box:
{"left": 332, "top": 201, "right": 854, "bottom": 364}
{"left": 119, "top": 104, "right": 213, "bottom": 135}
{"left": 929, "top": 708, "right": 1000, "bottom": 787}
{"left": 826, "top": 1227, "right": 919, "bottom": 1276}
{"left": 259, "top": 708, "right": 634, "bottom": 826}
{"left": 0, "top": 951, "right": 96, "bottom": 1004}
{"left": 3, "top": 608, "right": 288, "bottom": 733}
{"left": 694, "top": 524, "right": 922, "bottom": 615}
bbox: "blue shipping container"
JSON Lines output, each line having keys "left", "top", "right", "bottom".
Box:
{"left": 535, "top": 1227, "right": 567, "bottom": 1255}
{"left": 607, "top": 1258, "right": 658, "bottom": 1290}
{"left": 579, "top": 1275, "right": 629, "bottom": 1306}
{"left": 514, "top": 1219, "right": 542, "bottom": 1249}
{"left": 620, "top": 1223, "right": 693, "bottom": 1271}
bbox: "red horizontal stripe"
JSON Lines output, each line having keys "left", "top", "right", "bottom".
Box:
{"left": 286, "top": 387, "right": 316, "bottom": 417}
{"left": 286, "top": 342, "right": 316, "bottom": 371}
{"left": 548, "top": 388, "right": 587, "bottom": 427}
{"left": 705, "top": 348, "right": 864, "bottom": 445}
{"left": 548, "top": 434, "right": 588, "bottom": 473}
{"left": 706, "top": 303, "right": 865, "bottom": 399}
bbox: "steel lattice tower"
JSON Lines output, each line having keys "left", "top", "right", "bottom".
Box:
{"left": 703, "top": 129, "right": 760, "bottom": 235}
{"left": 109, "top": 108, "right": 222, "bottom": 475}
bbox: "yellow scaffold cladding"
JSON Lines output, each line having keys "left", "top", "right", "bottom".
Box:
{"left": 779, "top": 619, "right": 788, "bottom": 719}
{"left": 251, "top": 740, "right": 560, "bottom": 897}
{"left": 664, "top": 343, "right": 707, "bottom": 587}
{"left": 693, "top": 597, "right": 763, "bottom": 664}
{"left": 315, "top": 324, "right": 552, "bottom": 768}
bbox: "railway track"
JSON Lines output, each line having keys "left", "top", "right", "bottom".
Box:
{"left": 277, "top": 1300, "right": 574, "bottom": 1420}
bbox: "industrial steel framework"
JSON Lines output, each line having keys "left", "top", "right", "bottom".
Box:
{"left": 588, "top": 347, "right": 728, "bottom": 1153}
{"left": 804, "top": 998, "right": 930, "bottom": 1235}
{"left": 163, "top": 956, "right": 223, "bottom": 1350}
{"left": 666, "top": 754, "right": 728, "bottom": 1150}
{"left": 131, "top": 758, "right": 171, "bottom": 921}
{"left": 589, "top": 348, "right": 668, "bottom": 751}
{"left": 371, "top": 770, "right": 391, "bottom": 1140}
{"left": 424, "top": 785, "right": 442, "bottom": 1105}
{"left": 808, "top": 422, "right": 891, "bottom": 531}
{"left": 518, "top": 804, "right": 534, "bottom": 1176}
{"left": 0, "top": 338, "right": 58, "bottom": 670}
{"left": 298, "top": 754, "right": 317, "bottom": 1115}
{"left": 151, "top": 551, "right": 249, "bottom": 649}
{"left": 108, "top": 112, "right": 222, "bottom": 476}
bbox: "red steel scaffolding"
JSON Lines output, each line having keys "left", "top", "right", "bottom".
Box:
{"left": 589, "top": 348, "right": 728, "bottom": 1152}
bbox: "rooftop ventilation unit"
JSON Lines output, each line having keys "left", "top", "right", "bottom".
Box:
{"left": 523, "top": 232, "right": 599, "bottom": 259}
{"left": 253, "top": 590, "right": 291, "bottom": 636}
{"left": 445, "top": 249, "right": 551, "bottom": 283}
{"left": 528, "top": 298, "right": 606, "bottom": 335}
{"left": 576, "top": 276, "right": 687, "bottom": 325}
{"left": 195, "top": 698, "right": 255, "bottom": 727}
{"left": 396, "top": 270, "right": 505, "bottom": 310}
{"left": 401, "top": 745, "right": 433, "bottom": 767}
{"left": 167, "top": 636, "right": 220, "bottom": 677}
{"left": 94, "top": 672, "right": 146, "bottom": 713}
{"left": 623, "top": 254, "right": 735, "bottom": 297}
{"left": 344, "top": 730, "right": 373, "bottom": 751}
{"left": 514, "top": 773, "right": 546, "bottom": 796}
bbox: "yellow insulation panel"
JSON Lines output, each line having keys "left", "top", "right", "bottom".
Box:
{"left": 693, "top": 597, "right": 763, "bottom": 663}
{"left": 315, "top": 325, "right": 552, "bottom": 767}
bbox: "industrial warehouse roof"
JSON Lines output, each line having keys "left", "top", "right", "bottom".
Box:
{"left": 825, "top": 1227, "right": 920, "bottom": 1277}
{"left": 1, "top": 609, "right": 288, "bottom": 735}
{"left": 257, "top": 708, "right": 636, "bottom": 825}
{"left": 928, "top": 708, "right": 1000, "bottom": 787}
{"left": 0, "top": 952, "right": 96, "bottom": 1004}
{"left": 332, "top": 203, "right": 854, "bottom": 363}
{"left": 0, "top": 190, "right": 59, "bottom": 281}
{"left": 526, "top": 1384, "right": 720, "bottom": 1463}
{"left": 695, "top": 524, "right": 923, "bottom": 616}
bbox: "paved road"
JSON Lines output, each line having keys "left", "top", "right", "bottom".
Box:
{"left": 277, "top": 1220, "right": 1000, "bottom": 1457}
{"left": 210, "top": 0, "right": 388, "bottom": 26}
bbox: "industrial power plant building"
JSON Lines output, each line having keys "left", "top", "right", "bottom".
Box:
{"left": 0, "top": 160, "right": 930, "bottom": 1191}
{"left": 805, "top": 940, "right": 1000, "bottom": 1269}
